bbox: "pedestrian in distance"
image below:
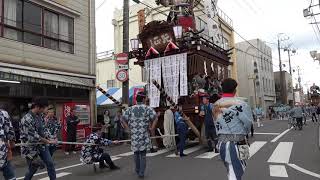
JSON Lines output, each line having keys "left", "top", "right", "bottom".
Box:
{"left": 311, "top": 104, "right": 318, "bottom": 123}
{"left": 289, "top": 104, "right": 304, "bottom": 130}
{"left": 213, "top": 78, "right": 253, "bottom": 180}
{"left": 200, "top": 96, "right": 218, "bottom": 152}
{"left": 44, "top": 107, "right": 61, "bottom": 157}
{"left": 268, "top": 107, "right": 272, "bottom": 120}
{"left": 122, "top": 92, "right": 157, "bottom": 178}
{"left": 0, "top": 104, "right": 16, "bottom": 180}
{"left": 254, "top": 106, "right": 264, "bottom": 127}
{"left": 102, "top": 110, "right": 111, "bottom": 139}
{"left": 114, "top": 111, "right": 124, "bottom": 140}
{"left": 80, "top": 127, "right": 120, "bottom": 170}
{"left": 65, "top": 108, "right": 80, "bottom": 155}
{"left": 174, "top": 105, "right": 188, "bottom": 157}
{"left": 20, "top": 98, "right": 57, "bottom": 180}
{"left": 317, "top": 105, "right": 320, "bottom": 119}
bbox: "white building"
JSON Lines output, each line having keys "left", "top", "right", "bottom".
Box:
{"left": 236, "top": 39, "right": 276, "bottom": 112}
{"left": 0, "top": 0, "right": 96, "bottom": 123}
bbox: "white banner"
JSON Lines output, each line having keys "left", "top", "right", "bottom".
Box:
{"left": 162, "top": 55, "right": 180, "bottom": 105}
{"left": 179, "top": 53, "right": 188, "bottom": 96}
{"left": 149, "top": 58, "right": 162, "bottom": 108}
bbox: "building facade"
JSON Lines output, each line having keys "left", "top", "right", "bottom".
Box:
{"left": 236, "top": 39, "right": 276, "bottom": 112}
{"left": 274, "top": 71, "right": 294, "bottom": 105}
{"left": 96, "top": 0, "right": 236, "bottom": 88}
{"left": 0, "top": 0, "right": 96, "bottom": 125}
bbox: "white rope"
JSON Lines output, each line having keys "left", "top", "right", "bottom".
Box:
{"left": 15, "top": 134, "right": 178, "bottom": 147}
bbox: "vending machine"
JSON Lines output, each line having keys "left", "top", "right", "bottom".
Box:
{"left": 61, "top": 102, "right": 91, "bottom": 150}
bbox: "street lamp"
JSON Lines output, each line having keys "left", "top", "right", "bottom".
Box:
{"left": 173, "top": 25, "right": 183, "bottom": 39}
{"left": 130, "top": 38, "right": 139, "bottom": 51}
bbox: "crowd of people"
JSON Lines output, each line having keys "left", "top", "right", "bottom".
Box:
{"left": 8, "top": 78, "right": 320, "bottom": 180}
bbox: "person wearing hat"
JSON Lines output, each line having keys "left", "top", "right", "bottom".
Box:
{"left": 200, "top": 95, "right": 218, "bottom": 152}
{"left": 122, "top": 91, "right": 157, "bottom": 178}
{"left": 44, "top": 106, "right": 61, "bottom": 157}
{"left": 20, "top": 98, "right": 57, "bottom": 180}
{"left": 65, "top": 108, "right": 80, "bottom": 155}
{"left": 80, "top": 127, "right": 120, "bottom": 170}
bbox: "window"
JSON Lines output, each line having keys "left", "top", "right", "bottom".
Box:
{"left": 107, "top": 80, "right": 115, "bottom": 88}
{"left": 59, "top": 15, "right": 74, "bottom": 53}
{"left": 0, "top": 0, "right": 74, "bottom": 53}
{"left": 44, "top": 10, "right": 58, "bottom": 50}
{"left": 3, "top": 0, "right": 22, "bottom": 41}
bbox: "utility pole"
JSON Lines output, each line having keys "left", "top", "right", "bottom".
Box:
{"left": 297, "top": 67, "right": 303, "bottom": 103}
{"left": 277, "top": 38, "right": 285, "bottom": 104}
{"left": 285, "top": 48, "right": 295, "bottom": 105}
{"left": 249, "top": 75, "right": 258, "bottom": 109}
{"left": 122, "top": 0, "right": 130, "bottom": 105}
{"left": 277, "top": 34, "right": 289, "bottom": 105}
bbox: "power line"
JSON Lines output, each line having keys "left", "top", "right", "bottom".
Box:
{"left": 236, "top": 48, "right": 279, "bottom": 69}
{"left": 137, "top": 1, "right": 168, "bottom": 17}
{"left": 137, "top": 2, "right": 284, "bottom": 69}
{"left": 96, "top": 0, "right": 107, "bottom": 10}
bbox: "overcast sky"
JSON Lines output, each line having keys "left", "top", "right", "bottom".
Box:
{"left": 95, "top": 0, "right": 320, "bottom": 91}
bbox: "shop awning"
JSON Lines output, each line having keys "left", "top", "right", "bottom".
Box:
{"left": 0, "top": 67, "right": 95, "bottom": 89}
{"left": 96, "top": 85, "right": 145, "bottom": 106}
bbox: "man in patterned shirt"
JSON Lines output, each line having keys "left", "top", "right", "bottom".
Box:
{"left": 44, "top": 107, "right": 61, "bottom": 157}
{"left": 20, "top": 98, "right": 57, "bottom": 180}
{"left": 80, "top": 128, "right": 119, "bottom": 170}
{"left": 122, "top": 92, "right": 157, "bottom": 178}
{"left": 0, "top": 104, "right": 16, "bottom": 180}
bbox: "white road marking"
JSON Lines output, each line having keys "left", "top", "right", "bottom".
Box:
{"left": 17, "top": 156, "right": 121, "bottom": 180}
{"left": 249, "top": 141, "right": 267, "bottom": 159}
{"left": 268, "top": 142, "right": 293, "bottom": 163}
{"left": 115, "top": 151, "right": 134, "bottom": 157}
{"left": 254, "top": 133, "right": 280, "bottom": 135}
{"left": 167, "top": 146, "right": 202, "bottom": 157}
{"left": 38, "top": 172, "right": 71, "bottom": 180}
{"left": 269, "top": 165, "right": 288, "bottom": 177}
{"left": 271, "top": 127, "right": 292, "bottom": 142}
{"left": 147, "top": 148, "right": 171, "bottom": 157}
{"left": 287, "top": 163, "right": 320, "bottom": 178}
{"left": 195, "top": 151, "right": 219, "bottom": 159}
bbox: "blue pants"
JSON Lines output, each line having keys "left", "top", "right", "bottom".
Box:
{"left": 219, "top": 141, "right": 246, "bottom": 180}
{"left": 1, "top": 161, "right": 16, "bottom": 180}
{"left": 134, "top": 150, "right": 146, "bottom": 177}
{"left": 177, "top": 123, "right": 188, "bottom": 155}
{"left": 48, "top": 146, "right": 57, "bottom": 157}
{"left": 25, "top": 146, "right": 56, "bottom": 180}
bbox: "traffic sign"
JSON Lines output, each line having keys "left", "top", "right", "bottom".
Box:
{"left": 118, "top": 64, "right": 129, "bottom": 70}
{"left": 116, "top": 70, "right": 129, "bottom": 82}
{"left": 116, "top": 53, "right": 128, "bottom": 65}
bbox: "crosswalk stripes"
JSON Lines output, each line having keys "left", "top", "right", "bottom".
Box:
{"left": 116, "top": 151, "right": 134, "bottom": 157}
{"left": 268, "top": 142, "right": 293, "bottom": 163}
{"left": 167, "top": 146, "right": 202, "bottom": 157}
{"left": 249, "top": 141, "right": 267, "bottom": 159}
{"left": 269, "top": 165, "right": 288, "bottom": 178}
{"left": 195, "top": 151, "right": 219, "bottom": 159}
{"left": 38, "top": 172, "right": 71, "bottom": 180}
{"left": 147, "top": 148, "right": 171, "bottom": 157}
